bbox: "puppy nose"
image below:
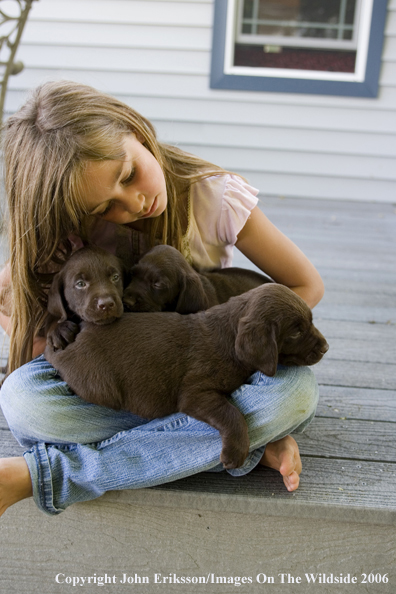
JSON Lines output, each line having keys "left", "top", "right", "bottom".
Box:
{"left": 97, "top": 297, "right": 115, "bottom": 311}
{"left": 321, "top": 341, "right": 329, "bottom": 354}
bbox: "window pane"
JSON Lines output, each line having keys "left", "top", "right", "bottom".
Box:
{"left": 236, "top": 0, "right": 359, "bottom": 73}
{"left": 241, "top": 0, "right": 357, "bottom": 42}
{"left": 234, "top": 45, "right": 356, "bottom": 72}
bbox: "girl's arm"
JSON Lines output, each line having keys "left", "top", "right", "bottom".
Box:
{"left": 235, "top": 206, "right": 324, "bottom": 309}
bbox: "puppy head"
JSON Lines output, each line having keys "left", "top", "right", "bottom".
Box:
{"left": 123, "top": 244, "right": 210, "bottom": 313}
{"left": 235, "top": 284, "right": 328, "bottom": 376}
{"left": 47, "top": 246, "right": 125, "bottom": 325}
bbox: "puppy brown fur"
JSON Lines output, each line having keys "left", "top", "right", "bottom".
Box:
{"left": 123, "top": 244, "right": 273, "bottom": 313}
{"left": 45, "top": 249, "right": 328, "bottom": 469}
{"left": 46, "top": 246, "right": 125, "bottom": 351}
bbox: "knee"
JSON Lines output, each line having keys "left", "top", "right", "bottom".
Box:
{"left": 283, "top": 365, "right": 319, "bottom": 421}
{"left": 1, "top": 365, "right": 32, "bottom": 421}
{"left": 0, "top": 356, "right": 60, "bottom": 443}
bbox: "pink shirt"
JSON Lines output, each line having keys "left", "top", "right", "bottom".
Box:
{"left": 77, "top": 174, "right": 259, "bottom": 270}
{"left": 181, "top": 174, "right": 259, "bottom": 269}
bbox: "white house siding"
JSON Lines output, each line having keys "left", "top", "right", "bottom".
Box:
{"left": 4, "top": 0, "right": 396, "bottom": 203}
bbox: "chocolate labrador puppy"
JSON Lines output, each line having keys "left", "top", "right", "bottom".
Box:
{"left": 123, "top": 244, "right": 273, "bottom": 313}
{"left": 45, "top": 246, "right": 125, "bottom": 351}
{"left": 45, "top": 247, "right": 328, "bottom": 469}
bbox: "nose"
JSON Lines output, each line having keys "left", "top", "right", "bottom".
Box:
{"left": 114, "top": 187, "right": 145, "bottom": 215}
{"left": 97, "top": 297, "right": 116, "bottom": 312}
{"left": 321, "top": 341, "right": 329, "bottom": 355}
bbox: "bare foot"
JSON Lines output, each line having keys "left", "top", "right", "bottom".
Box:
{"left": 259, "top": 435, "right": 302, "bottom": 492}
{"left": 0, "top": 457, "right": 33, "bottom": 517}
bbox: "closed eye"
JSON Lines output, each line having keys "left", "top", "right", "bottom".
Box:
{"left": 288, "top": 328, "right": 304, "bottom": 339}
{"left": 121, "top": 168, "right": 135, "bottom": 185}
{"left": 98, "top": 201, "right": 114, "bottom": 217}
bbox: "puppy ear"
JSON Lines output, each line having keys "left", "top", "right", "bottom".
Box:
{"left": 176, "top": 271, "right": 210, "bottom": 314}
{"left": 47, "top": 272, "right": 68, "bottom": 322}
{"left": 235, "top": 317, "right": 279, "bottom": 377}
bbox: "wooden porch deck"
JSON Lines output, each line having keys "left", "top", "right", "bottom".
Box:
{"left": 1, "top": 196, "right": 395, "bottom": 592}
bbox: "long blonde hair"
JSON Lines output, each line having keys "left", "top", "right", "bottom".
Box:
{"left": 1, "top": 80, "right": 226, "bottom": 371}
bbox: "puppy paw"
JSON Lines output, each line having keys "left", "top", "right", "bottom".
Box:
{"left": 220, "top": 444, "right": 250, "bottom": 469}
{"left": 47, "top": 320, "right": 80, "bottom": 351}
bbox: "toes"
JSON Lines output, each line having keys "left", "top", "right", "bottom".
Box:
{"left": 283, "top": 471, "right": 300, "bottom": 492}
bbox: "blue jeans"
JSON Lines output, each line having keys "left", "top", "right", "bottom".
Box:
{"left": 0, "top": 355, "right": 319, "bottom": 515}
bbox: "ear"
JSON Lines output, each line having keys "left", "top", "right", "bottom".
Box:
{"left": 175, "top": 270, "right": 210, "bottom": 314}
{"left": 235, "top": 316, "right": 279, "bottom": 377}
{"left": 47, "top": 272, "right": 68, "bottom": 322}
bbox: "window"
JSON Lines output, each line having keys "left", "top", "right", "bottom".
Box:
{"left": 210, "top": 0, "right": 388, "bottom": 96}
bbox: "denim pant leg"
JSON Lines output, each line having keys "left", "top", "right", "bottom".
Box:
{"left": 0, "top": 355, "right": 319, "bottom": 515}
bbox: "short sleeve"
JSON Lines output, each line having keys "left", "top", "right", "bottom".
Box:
{"left": 217, "top": 174, "right": 259, "bottom": 246}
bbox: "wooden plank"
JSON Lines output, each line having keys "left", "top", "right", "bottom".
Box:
{"left": 315, "top": 319, "right": 396, "bottom": 340}
{"left": 313, "top": 304, "right": 395, "bottom": 323}
{"left": 314, "top": 358, "right": 396, "bottom": 390}
{"left": 152, "top": 457, "right": 396, "bottom": 517}
{"left": 314, "top": 277, "right": 396, "bottom": 295}
{"left": 316, "top": 385, "right": 396, "bottom": 422}
{"left": 0, "top": 491, "right": 395, "bottom": 594}
{"left": 295, "top": 417, "right": 396, "bottom": 463}
{"left": 0, "top": 429, "right": 24, "bottom": 457}
{"left": 319, "top": 290, "right": 396, "bottom": 309}
{"left": 318, "top": 337, "right": 396, "bottom": 365}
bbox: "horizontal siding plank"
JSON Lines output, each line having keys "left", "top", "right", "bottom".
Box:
{"left": 383, "top": 35, "right": 396, "bottom": 61}
{"left": 178, "top": 144, "right": 396, "bottom": 181}
{"left": 381, "top": 60, "right": 396, "bottom": 86}
{"left": 7, "top": 86, "right": 396, "bottom": 128}
{"left": 7, "top": 68, "right": 396, "bottom": 113}
{"left": 386, "top": 7, "right": 396, "bottom": 35}
{"left": 228, "top": 171, "right": 396, "bottom": 202}
{"left": 17, "top": 45, "right": 210, "bottom": 75}
{"left": 30, "top": 0, "right": 213, "bottom": 27}
{"left": 154, "top": 120, "right": 396, "bottom": 158}
{"left": 22, "top": 21, "right": 212, "bottom": 50}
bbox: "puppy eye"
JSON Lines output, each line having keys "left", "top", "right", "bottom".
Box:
{"left": 289, "top": 330, "right": 303, "bottom": 339}
{"left": 75, "top": 280, "right": 87, "bottom": 289}
{"left": 112, "top": 274, "right": 121, "bottom": 283}
{"left": 152, "top": 281, "right": 165, "bottom": 290}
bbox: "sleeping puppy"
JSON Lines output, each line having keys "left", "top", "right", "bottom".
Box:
{"left": 45, "top": 246, "right": 125, "bottom": 351}
{"left": 45, "top": 247, "right": 328, "bottom": 469}
{"left": 123, "top": 244, "right": 273, "bottom": 313}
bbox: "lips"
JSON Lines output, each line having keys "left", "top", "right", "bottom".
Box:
{"left": 141, "top": 197, "right": 157, "bottom": 218}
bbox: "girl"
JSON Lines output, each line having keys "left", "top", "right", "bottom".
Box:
{"left": 0, "top": 81, "right": 324, "bottom": 517}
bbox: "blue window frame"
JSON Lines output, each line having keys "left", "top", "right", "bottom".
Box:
{"left": 210, "top": 0, "right": 388, "bottom": 97}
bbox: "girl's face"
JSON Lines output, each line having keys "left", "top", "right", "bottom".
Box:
{"left": 80, "top": 133, "right": 167, "bottom": 225}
